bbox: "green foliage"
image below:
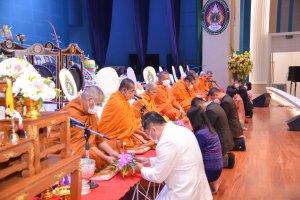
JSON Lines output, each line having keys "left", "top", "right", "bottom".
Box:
{"left": 1, "top": 52, "right": 7, "bottom": 60}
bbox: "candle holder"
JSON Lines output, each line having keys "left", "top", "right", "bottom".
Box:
{"left": 9, "top": 117, "right": 19, "bottom": 142}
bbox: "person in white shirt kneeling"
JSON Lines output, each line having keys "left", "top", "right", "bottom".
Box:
{"left": 135, "top": 112, "right": 213, "bottom": 200}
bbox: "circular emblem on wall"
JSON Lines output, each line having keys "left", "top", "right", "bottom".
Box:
{"left": 201, "top": 0, "right": 230, "bottom": 35}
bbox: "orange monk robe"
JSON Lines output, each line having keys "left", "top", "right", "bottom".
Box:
{"left": 98, "top": 90, "right": 142, "bottom": 148}
{"left": 131, "top": 92, "right": 169, "bottom": 130}
{"left": 207, "top": 78, "right": 214, "bottom": 89}
{"left": 61, "top": 97, "right": 108, "bottom": 171}
{"left": 195, "top": 77, "right": 209, "bottom": 98}
{"left": 171, "top": 80, "right": 197, "bottom": 113}
{"left": 154, "top": 81, "right": 181, "bottom": 119}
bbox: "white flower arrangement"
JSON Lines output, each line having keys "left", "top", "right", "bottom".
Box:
{"left": 0, "top": 56, "right": 61, "bottom": 107}
{"left": 0, "top": 57, "right": 37, "bottom": 80}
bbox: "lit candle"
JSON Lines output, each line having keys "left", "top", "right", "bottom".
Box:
{"left": 6, "top": 78, "right": 14, "bottom": 113}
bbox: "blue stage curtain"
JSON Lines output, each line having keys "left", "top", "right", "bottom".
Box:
{"left": 85, "top": 0, "right": 113, "bottom": 68}
{"left": 132, "top": 0, "right": 150, "bottom": 82}
{"left": 167, "top": 0, "right": 181, "bottom": 78}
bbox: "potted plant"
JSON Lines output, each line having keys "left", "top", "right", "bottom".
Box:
{"left": 228, "top": 44, "right": 254, "bottom": 84}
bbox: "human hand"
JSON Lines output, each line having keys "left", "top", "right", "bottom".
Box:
{"left": 137, "top": 157, "right": 150, "bottom": 166}
{"left": 141, "top": 132, "right": 151, "bottom": 141}
{"left": 104, "top": 156, "right": 117, "bottom": 165}
{"left": 110, "top": 150, "right": 120, "bottom": 159}
{"left": 179, "top": 107, "right": 185, "bottom": 117}
{"left": 134, "top": 162, "right": 144, "bottom": 173}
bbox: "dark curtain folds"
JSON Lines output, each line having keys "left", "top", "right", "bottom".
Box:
{"left": 167, "top": 0, "right": 181, "bottom": 79}
{"left": 85, "top": 0, "right": 113, "bottom": 68}
{"left": 132, "top": 0, "right": 150, "bottom": 82}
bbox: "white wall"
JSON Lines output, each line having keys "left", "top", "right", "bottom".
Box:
{"left": 273, "top": 52, "right": 300, "bottom": 98}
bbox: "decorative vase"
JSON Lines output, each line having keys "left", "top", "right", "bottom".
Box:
{"left": 24, "top": 97, "right": 41, "bottom": 119}
{"left": 81, "top": 158, "right": 96, "bottom": 195}
{"left": 121, "top": 169, "right": 132, "bottom": 177}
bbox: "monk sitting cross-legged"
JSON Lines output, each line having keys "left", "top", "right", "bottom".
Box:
{"left": 98, "top": 78, "right": 150, "bottom": 148}
{"left": 131, "top": 82, "right": 169, "bottom": 130}
{"left": 171, "top": 75, "right": 197, "bottom": 113}
{"left": 154, "top": 71, "right": 185, "bottom": 120}
{"left": 61, "top": 86, "right": 119, "bottom": 171}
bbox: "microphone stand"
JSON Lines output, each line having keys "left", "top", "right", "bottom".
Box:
{"left": 134, "top": 97, "right": 149, "bottom": 127}
{"left": 70, "top": 122, "right": 111, "bottom": 190}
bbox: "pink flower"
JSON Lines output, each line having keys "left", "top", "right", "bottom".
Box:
{"left": 32, "top": 80, "right": 44, "bottom": 90}
{"left": 175, "top": 120, "right": 184, "bottom": 127}
{"left": 14, "top": 65, "right": 22, "bottom": 72}
{"left": 117, "top": 153, "right": 133, "bottom": 169}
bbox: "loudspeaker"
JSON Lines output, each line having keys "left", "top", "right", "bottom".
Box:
{"left": 253, "top": 93, "right": 271, "bottom": 107}
{"left": 286, "top": 115, "right": 300, "bottom": 131}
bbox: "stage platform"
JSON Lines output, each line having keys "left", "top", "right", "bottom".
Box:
{"left": 213, "top": 89, "right": 300, "bottom": 200}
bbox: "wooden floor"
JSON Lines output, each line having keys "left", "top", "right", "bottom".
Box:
{"left": 214, "top": 97, "right": 300, "bottom": 200}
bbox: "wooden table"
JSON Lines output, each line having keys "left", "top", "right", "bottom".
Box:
{"left": 0, "top": 155, "right": 82, "bottom": 200}
{"left": 0, "top": 138, "right": 35, "bottom": 179}
{"left": 0, "top": 111, "right": 71, "bottom": 173}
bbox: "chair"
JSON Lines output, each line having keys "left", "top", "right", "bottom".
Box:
{"left": 159, "top": 66, "right": 163, "bottom": 72}
{"left": 59, "top": 69, "right": 78, "bottom": 101}
{"left": 143, "top": 66, "right": 157, "bottom": 84}
{"left": 127, "top": 67, "right": 137, "bottom": 90}
{"left": 96, "top": 67, "right": 120, "bottom": 96}
{"left": 179, "top": 65, "right": 185, "bottom": 79}
{"left": 172, "top": 66, "right": 178, "bottom": 83}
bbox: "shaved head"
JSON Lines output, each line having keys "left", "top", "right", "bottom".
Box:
{"left": 200, "top": 71, "right": 206, "bottom": 78}
{"left": 81, "top": 86, "right": 103, "bottom": 100}
{"left": 145, "top": 82, "right": 158, "bottom": 97}
{"left": 187, "top": 70, "right": 196, "bottom": 77}
{"left": 158, "top": 71, "right": 169, "bottom": 78}
{"left": 80, "top": 86, "right": 104, "bottom": 113}
{"left": 145, "top": 82, "right": 157, "bottom": 91}
{"left": 119, "top": 78, "right": 135, "bottom": 91}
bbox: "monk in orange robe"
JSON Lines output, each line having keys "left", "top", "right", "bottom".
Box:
{"left": 131, "top": 82, "right": 169, "bottom": 130}
{"left": 61, "top": 86, "right": 119, "bottom": 171}
{"left": 194, "top": 71, "right": 210, "bottom": 98}
{"left": 206, "top": 70, "right": 215, "bottom": 89}
{"left": 171, "top": 75, "right": 197, "bottom": 113}
{"left": 186, "top": 70, "right": 203, "bottom": 97}
{"left": 98, "top": 79, "right": 150, "bottom": 148}
{"left": 154, "top": 71, "right": 185, "bottom": 120}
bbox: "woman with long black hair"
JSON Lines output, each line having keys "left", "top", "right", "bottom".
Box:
{"left": 187, "top": 105, "right": 223, "bottom": 194}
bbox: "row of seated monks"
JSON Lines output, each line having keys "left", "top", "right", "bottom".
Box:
{"left": 56, "top": 70, "right": 215, "bottom": 171}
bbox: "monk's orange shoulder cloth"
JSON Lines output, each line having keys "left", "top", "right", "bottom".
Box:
{"left": 171, "top": 80, "right": 196, "bottom": 113}
{"left": 61, "top": 96, "right": 100, "bottom": 152}
{"left": 131, "top": 92, "right": 158, "bottom": 130}
{"left": 154, "top": 81, "right": 180, "bottom": 115}
{"left": 98, "top": 90, "right": 138, "bottom": 147}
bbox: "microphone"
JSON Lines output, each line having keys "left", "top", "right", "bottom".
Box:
{"left": 134, "top": 94, "right": 142, "bottom": 99}
{"left": 69, "top": 117, "right": 85, "bottom": 127}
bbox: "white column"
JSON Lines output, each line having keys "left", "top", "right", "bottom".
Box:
{"left": 203, "top": 0, "right": 230, "bottom": 90}
{"left": 249, "top": 0, "right": 270, "bottom": 94}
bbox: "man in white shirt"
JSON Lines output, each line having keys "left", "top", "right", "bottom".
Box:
{"left": 135, "top": 112, "right": 212, "bottom": 200}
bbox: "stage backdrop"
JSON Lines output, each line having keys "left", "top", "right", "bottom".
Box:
{"left": 202, "top": 0, "right": 231, "bottom": 90}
